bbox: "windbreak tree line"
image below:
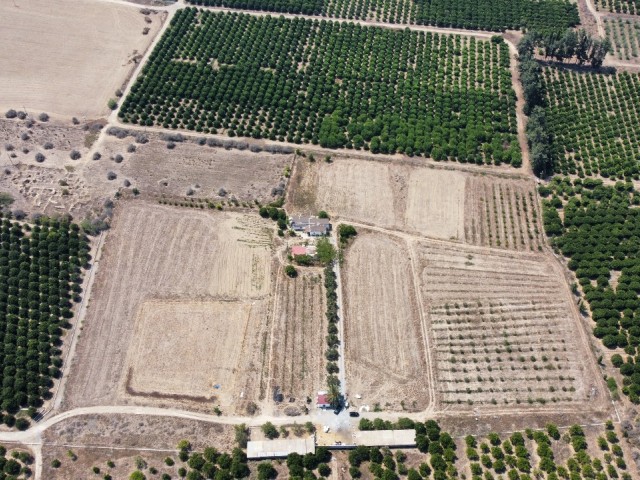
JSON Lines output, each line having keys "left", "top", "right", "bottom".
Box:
{"left": 542, "top": 177, "right": 640, "bottom": 403}
{"left": 541, "top": 68, "right": 640, "bottom": 179}
{"left": 523, "top": 29, "right": 611, "bottom": 68}
{"left": 187, "top": 0, "right": 579, "bottom": 32}
{"left": 120, "top": 10, "right": 521, "bottom": 166}
{"left": 0, "top": 215, "right": 90, "bottom": 424}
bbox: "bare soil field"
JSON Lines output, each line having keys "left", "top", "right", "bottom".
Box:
{"left": 288, "top": 157, "right": 540, "bottom": 249}
{"left": 415, "top": 240, "right": 604, "bottom": 410}
{"left": 63, "top": 202, "right": 276, "bottom": 413}
{"left": 0, "top": 0, "right": 163, "bottom": 118}
{"left": 88, "top": 134, "right": 292, "bottom": 203}
{"left": 342, "top": 231, "right": 431, "bottom": 412}
{"left": 269, "top": 270, "right": 326, "bottom": 413}
{"left": 41, "top": 414, "right": 234, "bottom": 479}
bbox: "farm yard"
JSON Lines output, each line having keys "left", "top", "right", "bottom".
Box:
{"left": 416, "top": 239, "right": 600, "bottom": 409}
{"left": 119, "top": 10, "right": 520, "bottom": 165}
{"left": 0, "top": 0, "right": 163, "bottom": 119}
{"left": 288, "top": 157, "right": 542, "bottom": 249}
{"left": 604, "top": 17, "right": 640, "bottom": 61}
{"left": 187, "top": 0, "right": 579, "bottom": 31}
{"left": 542, "top": 69, "right": 640, "bottom": 179}
{"left": 62, "top": 203, "right": 276, "bottom": 413}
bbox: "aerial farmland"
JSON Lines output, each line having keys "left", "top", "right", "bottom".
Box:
{"left": 0, "top": 0, "right": 639, "bottom": 478}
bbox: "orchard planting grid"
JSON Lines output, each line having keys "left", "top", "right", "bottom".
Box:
{"left": 416, "top": 241, "right": 591, "bottom": 407}
{"left": 0, "top": 216, "right": 89, "bottom": 420}
{"left": 596, "top": 0, "right": 640, "bottom": 14}
{"left": 119, "top": 9, "right": 521, "bottom": 166}
{"left": 542, "top": 177, "right": 640, "bottom": 404}
{"left": 604, "top": 17, "right": 640, "bottom": 61}
{"left": 464, "top": 177, "right": 546, "bottom": 251}
{"left": 542, "top": 68, "right": 640, "bottom": 179}
{"left": 186, "top": 0, "right": 579, "bottom": 32}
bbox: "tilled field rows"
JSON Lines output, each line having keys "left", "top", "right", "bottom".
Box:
{"left": 269, "top": 271, "right": 326, "bottom": 406}
{"left": 415, "top": 241, "right": 594, "bottom": 408}
{"left": 464, "top": 177, "right": 545, "bottom": 251}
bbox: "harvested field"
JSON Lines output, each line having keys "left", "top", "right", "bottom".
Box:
{"left": 342, "top": 231, "right": 431, "bottom": 411}
{"left": 289, "top": 157, "right": 540, "bottom": 248}
{"left": 415, "top": 240, "right": 601, "bottom": 409}
{"left": 0, "top": 0, "right": 163, "bottom": 118}
{"left": 63, "top": 203, "right": 275, "bottom": 413}
{"left": 269, "top": 270, "right": 326, "bottom": 411}
{"left": 88, "top": 134, "right": 292, "bottom": 203}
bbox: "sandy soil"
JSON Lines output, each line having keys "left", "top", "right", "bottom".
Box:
{"left": 63, "top": 202, "right": 275, "bottom": 413}
{"left": 269, "top": 270, "right": 326, "bottom": 414}
{"left": 342, "top": 232, "right": 431, "bottom": 412}
{"left": 288, "top": 157, "right": 537, "bottom": 248}
{"left": 0, "top": 0, "right": 163, "bottom": 119}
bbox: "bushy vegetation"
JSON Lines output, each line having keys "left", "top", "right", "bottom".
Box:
{"left": 542, "top": 177, "right": 640, "bottom": 403}
{"left": 541, "top": 69, "right": 640, "bottom": 179}
{"left": 596, "top": 0, "right": 640, "bottom": 14}
{"left": 324, "top": 263, "right": 341, "bottom": 400}
{"left": 186, "top": 0, "right": 578, "bottom": 32}
{"left": 414, "top": 0, "right": 578, "bottom": 32}
{"left": 120, "top": 10, "right": 520, "bottom": 166}
{"left": 0, "top": 215, "right": 89, "bottom": 423}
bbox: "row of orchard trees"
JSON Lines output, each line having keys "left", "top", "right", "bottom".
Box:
{"left": 0, "top": 213, "right": 90, "bottom": 428}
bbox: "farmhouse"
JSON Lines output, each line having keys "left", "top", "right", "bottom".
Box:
{"left": 290, "top": 215, "right": 331, "bottom": 235}
{"left": 316, "top": 391, "right": 331, "bottom": 409}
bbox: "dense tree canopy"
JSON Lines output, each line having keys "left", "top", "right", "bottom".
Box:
{"left": 120, "top": 10, "right": 520, "bottom": 166}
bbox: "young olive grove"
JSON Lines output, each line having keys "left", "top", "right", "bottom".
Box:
{"left": 541, "top": 69, "right": 640, "bottom": 179}
{"left": 120, "top": 10, "right": 521, "bottom": 166}
{"left": 0, "top": 215, "right": 90, "bottom": 423}
{"left": 187, "top": 0, "right": 578, "bottom": 32}
{"left": 542, "top": 177, "right": 640, "bottom": 403}
{"left": 596, "top": 0, "right": 640, "bottom": 14}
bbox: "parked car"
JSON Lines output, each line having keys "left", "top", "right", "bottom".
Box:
{"left": 349, "top": 411, "right": 360, "bottom": 417}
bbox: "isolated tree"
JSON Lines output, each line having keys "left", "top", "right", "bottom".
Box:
{"left": 316, "top": 238, "right": 336, "bottom": 265}
{"left": 262, "top": 422, "right": 279, "bottom": 439}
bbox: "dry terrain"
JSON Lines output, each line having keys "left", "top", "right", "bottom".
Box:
{"left": 416, "top": 239, "right": 603, "bottom": 410}
{"left": 342, "top": 231, "right": 431, "bottom": 412}
{"left": 340, "top": 226, "right": 605, "bottom": 415}
{"left": 63, "top": 202, "right": 276, "bottom": 413}
{"left": 288, "top": 157, "right": 542, "bottom": 250}
{"left": 0, "top": 0, "right": 163, "bottom": 118}
{"left": 89, "top": 134, "right": 292, "bottom": 203}
{"left": 269, "top": 270, "right": 326, "bottom": 413}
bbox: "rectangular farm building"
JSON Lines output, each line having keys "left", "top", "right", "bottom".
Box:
{"left": 247, "top": 437, "right": 316, "bottom": 459}
{"left": 353, "top": 430, "right": 416, "bottom": 447}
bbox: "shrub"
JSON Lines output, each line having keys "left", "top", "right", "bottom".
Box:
{"left": 262, "top": 422, "right": 279, "bottom": 439}
{"left": 43, "top": 142, "right": 54, "bottom": 149}
{"left": 20, "top": 132, "right": 30, "bottom": 141}
{"left": 127, "top": 144, "right": 136, "bottom": 153}
{"left": 114, "top": 154, "right": 124, "bottom": 163}
{"left": 285, "top": 265, "right": 297, "bottom": 278}
{"left": 93, "top": 152, "right": 101, "bottom": 160}
{"left": 35, "top": 153, "right": 45, "bottom": 163}
{"left": 15, "top": 418, "right": 30, "bottom": 430}
{"left": 107, "top": 99, "right": 118, "bottom": 110}
{"left": 38, "top": 113, "right": 49, "bottom": 122}
{"left": 17, "top": 111, "right": 27, "bottom": 120}
{"left": 51, "top": 459, "right": 61, "bottom": 468}
{"left": 107, "top": 171, "right": 117, "bottom": 180}
{"left": 69, "top": 150, "right": 81, "bottom": 160}
{"left": 129, "top": 472, "right": 146, "bottom": 480}
{"left": 5, "top": 109, "right": 17, "bottom": 119}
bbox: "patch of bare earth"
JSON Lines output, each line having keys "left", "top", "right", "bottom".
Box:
{"left": 63, "top": 202, "right": 275, "bottom": 414}
{"left": 269, "top": 270, "right": 326, "bottom": 415}
{"left": 342, "top": 231, "right": 431, "bottom": 412}
{"left": 0, "top": 0, "right": 163, "bottom": 118}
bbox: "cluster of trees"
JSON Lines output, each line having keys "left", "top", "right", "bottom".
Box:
{"left": 358, "top": 417, "right": 418, "bottom": 431}
{"left": 414, "top": 0, "right": 579, "bottom": 32}
{"left": 541, "top": 69, "right": 640, "bottom": 179}
{"left": 324, "top": 264, "right": 341, "bottom": 402}
{"left": 542, "top": 177, "right": 640, "bottom": 403}
{"left": 520, "top": 29, "right": 611, "bottom": 68}
{"left": 285, "top": 448, "right": 332, "bottom": 480}
{"left": 0, "top": 215, "right": 89, "bottom": 426}
{"left": 121, "top": 10, "right": 521, "bottom": 166}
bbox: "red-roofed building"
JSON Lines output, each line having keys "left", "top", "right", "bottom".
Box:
{"left": 316, "top": 391, "right": 331, "bottom": 409}
{"left": 291, "top": 245, "right": 308, "bottom": 257}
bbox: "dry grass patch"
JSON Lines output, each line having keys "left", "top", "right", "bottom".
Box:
{"left": 0, "top": 0, "right": 162, "bottom": 118}
{"left": 64, "top": 203, "right": 274, "bottom": 412}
